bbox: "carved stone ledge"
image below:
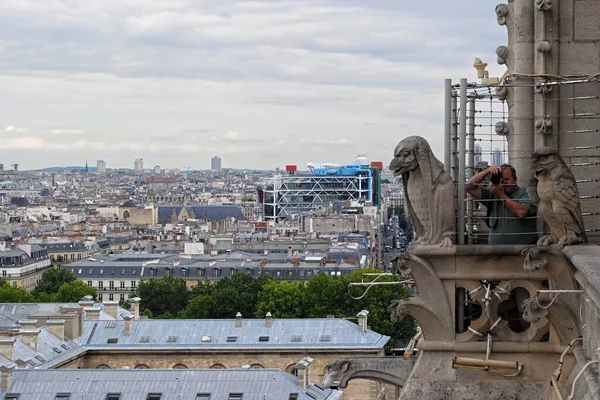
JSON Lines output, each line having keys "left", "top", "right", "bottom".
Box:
{"left": 495, "top": 4, "right": 509, "bottom": 25}
{"left": 535, "top": 117, "right": 552, "bottom": 134}
{"left": 534, "top": 82, "right": 552, "bottom": 96}
{"left": 535, "top": 0, "right": 552, "bottom": 11}
{"left": 388, "top": 298, "right": 453, "bottom": 341}
{"left": 495, "top": 86, "right": 509, "bottom": 101}
{"left": 496, "top": 45, "right": 509, "bottom": 65}
{"left": 536, "top": 41, "right": 552, "bottom": 53}
{"left": 495, "top": 121, "right": 510, "bottom": 136}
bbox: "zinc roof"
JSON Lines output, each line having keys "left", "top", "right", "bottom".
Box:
{"left": 78, "top": 318, "right": 389, "bottom": 351}
{"left": 6, "top": 369, "right": 342, "bottom": 400}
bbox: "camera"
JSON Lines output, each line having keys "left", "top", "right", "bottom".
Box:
{"left": 490, "top": 173, "right": 502, "bottom": 185}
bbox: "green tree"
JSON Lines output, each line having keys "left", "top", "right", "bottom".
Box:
{"left": 52, "top": 281, "right": 97, "bottom": 302}
{"left": 133, "top": 276, "right": 190, "bottom": 317}
{"left": 32, "top": 268, "right": 76, "bottom": 297}
{"left": 255, "top": 280, "right": 305, "bottom": 318}
{"left": 210, "top": 274, "right": 272, "bottom": 318}
{"left": 0, "top": 281, "right": 36, "bottom": 302}
{"left": 303, "top": 273, "right": 349, "bottom": 318}
{"left": 186, "top": 294, "right": 215, "bottom": 319}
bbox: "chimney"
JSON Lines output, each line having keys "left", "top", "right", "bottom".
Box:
{"left": 235, "top": 312, "right": 242, "bottom": 328}
{"left": 103, "top": 300, "right": 119, "bottom": 319}
{"left": 294, "top": 357, "right": 313, "bottom": 389}
{"left": 0, "top": 338, "right": 15, "bottom": 361}
{"left": 1, "top": 364, "right": 15, "bottom": 392}
{"left": 60, "top": 306, "right": 83, "bottom": 339}
{"left": 18, "top": 320, "right": 37, "bottom": 330}
{"left": 287, "top": 246, "right": 293, "bottom": 257}
{"left": 20, "top": 329, "right": 40, "bottom": 350}
{"left": 263, "top": 249, "right": 268, "bottom": 255}
{"left": 47, "top": 320, "right": 65, "bottom": 341}
{"left": 357, "top": 310, "right": 369, "bottom": 333}
{"left": 124, "top": 315, "right": 133, "bottom": 336}
{"left": 128, "top": 297, "right": 141, "bottom": 320}
{"left": 265, "top": 312, "right": 273, "bottom": 328}
{"left": 173, "top": 257, "right": 180, "bottom": 267}
{"left": 78, "top": 297, "right": 94, "bottom": 312}
{"left": 85, "top": 306, "right": 101, "bottom": 320}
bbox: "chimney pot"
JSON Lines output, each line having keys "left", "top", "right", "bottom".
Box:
{"left": 47, "top": 319, "right": 65, "bottom": 341}
{"left": 123, "top": 315, "right": 133, "bottom": 336}
{"left": 356, "top": 310, "right": 369, "bottom": 333}
{"left": 265, "top": 312, "right": 273, "bottom": 328}
{"left": 235, "top": 312, "right": 242, "bottom": 328}
{"left": 103, "top": 300, "right": 119, "bottom": 319}
{"left": 128, "top": 297, "right": 141, "bottom": 320}
{"left": 1, "top": 364, "right": 15, "bottom": 392}
{"left": 20, "top": 329, "right": 40, "bottom": 350}
{"left": 85, "top": 306, "right": 102, "bottom": 320}
{"left": 0, "top": 338, "right": 15, "bottom": 361}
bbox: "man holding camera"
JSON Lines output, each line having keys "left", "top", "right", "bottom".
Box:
{"left": 465, "top": 164, "right": 538, "bottom": 244}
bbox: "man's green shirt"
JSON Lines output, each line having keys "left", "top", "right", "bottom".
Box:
{"left": 480, "top": 186, "right": 538, "bottom": 245}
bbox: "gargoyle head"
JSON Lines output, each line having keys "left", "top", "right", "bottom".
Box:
{"left": 323, "top": 359, "right": 351, "bottom": 389}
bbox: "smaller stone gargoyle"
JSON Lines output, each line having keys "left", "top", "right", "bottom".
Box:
{"left": 323, "top": 357, "right": 415, "bottom": 389}
{"left": 389, "top": 136, "right": 455, "bottom": 247}
{"left": 528, "top": 147, "right": 587, "bottom": 248}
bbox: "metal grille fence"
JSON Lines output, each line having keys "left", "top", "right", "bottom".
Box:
{"left": 445, "top": 77, "right": 600, "bottom": 245}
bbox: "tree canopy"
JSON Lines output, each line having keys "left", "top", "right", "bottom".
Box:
{"left": 32, "top": 268, "right": 76, "bottom": 297}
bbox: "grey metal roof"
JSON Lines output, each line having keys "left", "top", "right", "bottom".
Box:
{"left": 78, "top": 318, "right": 389, "bottom": 351}
{"left": 6, "top": 369, "right": 342, "bottom": 400}
{"left": 12, "top": 328, "right": 87, "bottom": 369}
{"left": 0, "top": 303, "right": 130, "bottom": 321}
{"left": 157, "top": 205, "right": 245, "bottom": 223}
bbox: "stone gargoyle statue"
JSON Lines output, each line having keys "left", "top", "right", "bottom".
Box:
{"left": 528, "top": 147, "right": 587, "bottom": 248}
{"left": 389, "top": 136, "right": 455, "bottom": 247}
{"left": 323, "top": 357, "right": 415, "bottom": 389}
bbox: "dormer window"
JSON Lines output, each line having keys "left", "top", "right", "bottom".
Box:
{"left": 165, "top": 268, "right": 172, "bottom": 277}
{"left": 149, "top": 268, "right": 156, "bottom": 277}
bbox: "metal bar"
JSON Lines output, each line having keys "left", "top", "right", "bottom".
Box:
{"left": 362, "top": 273, "right": 394, "bottom": 276}
{"left": 457, "top": 78, "right": 467, "bottom": 244}
{"left": 348, "top": 281, "right": 414, "bottom": 286}
{"left": 451, "top": 92, "right": 458, "bottom": 182}
{"left": 536, "top": 290, "right": 586, "bottom": 294}
{"left": 466, "top": 97, "right": 475, "bottom": 245}
{"left": 444, "top": 79, "right": 452, "bottom": 173}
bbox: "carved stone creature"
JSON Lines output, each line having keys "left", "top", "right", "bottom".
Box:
{"left": 323, "top": 357, "right": 415, "bottom": 389}
{"left": 529, "top": 147, "right": 587, "bottom": 248}
{"left": 389, "top": 136, "right": 455, "bottom": 247}
{"left": 388, "top": 299, "right": 409, "bottom": 322}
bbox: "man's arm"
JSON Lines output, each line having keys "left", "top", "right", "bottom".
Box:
{"left": 465, "top": 166, "right": 501, "bottom": 199}
{"left": 495, "top": 189, "right": 530, "bottom": 218}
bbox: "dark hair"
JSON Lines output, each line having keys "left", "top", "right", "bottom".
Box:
{"left": 500, "top": 163, "right": 516, "bottom": 178}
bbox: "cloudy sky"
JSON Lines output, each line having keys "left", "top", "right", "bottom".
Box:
{"left": 0, "top": 0, "right": 506, "bottom": 170}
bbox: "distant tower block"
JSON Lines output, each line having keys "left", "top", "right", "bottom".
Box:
{"left": 97, "top": 160, "right": 106, "bottom": 174}
{"left": 474, "top": 144, "right": 482, "bottom": 165}
{"left": 134, "top": 158, "right": 144, "bottom": 173}
{"left": 355, "top": 154, "right": 369, "bottom": 166}
{"left": 492, "top": 148, "right": 503, "bottom": 166}
{"left": 154, "top": 165, "right": 161, "bottom": 174}
{"left": 211, "top": 156, "right": 222, "bottom": 171}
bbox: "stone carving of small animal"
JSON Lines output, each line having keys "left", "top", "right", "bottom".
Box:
{"left": 389, "top": 136, "right": 455, "bottom": 247}
{"left": 529, "top": 147, "right": 587, "bottom": 247}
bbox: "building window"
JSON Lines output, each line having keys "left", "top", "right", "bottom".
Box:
{"left": 55, "top": 394, "right": 71, "bottom": 400}
{"left": 131, "top": 281, "right": 136, "bottom": 290}
{"left": 213, "top": 268, "right": 220, "bottom": 277}
{"left": 120, "top": 294, "right": 125, "bottom": 301}
{"left": 2, "top": 270, "right": 5, "bottom": 277}
{"left": 229, "top": 268, "right": 236, "bottom": 276}
{"left": 109, "top": 293, "right": 114, "bottom": 301}
{"left": 165, "top": 268, "right": 171, "bottom": 277}
{"left": 77, "top": 254, "right": 81, "bottom": 260}
{"left": 98, "top": 294, "right": 103, "bottom": 301}
{"left": 149, "top": 268, "right": 156, "bottom": 277}
{"left": 120, "top": 281, "right": 125, "bottom": 290}
{"left": 147, "top": 394, "right": 162, "bottom": 400}
{"left": 106, "top": 394, "right": 121, "bottom": 400}
{"left": 197, "top": 268, "right": 205, "bottom": 277}
{"left": 181, "top": 268, "right": 188, "bottom": 277}
{"left": 98, "top": 281, "right": 104, "bottom": 289}
{"left": 87, "top": 281, "right": 92, "bottom": 287}
{"left": 109, "top": 281, "right": 115, "bottom": 290}
{"left": 71, "top": 254, "right": 75, "bottom": 261}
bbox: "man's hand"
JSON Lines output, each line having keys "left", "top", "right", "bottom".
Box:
{"left": 487, "top": 165, "right": 502, "bottom": 176}
{"left": 490, "top": 182, "right": 505, "bottom": 198}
